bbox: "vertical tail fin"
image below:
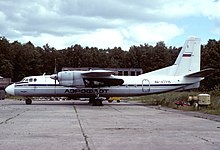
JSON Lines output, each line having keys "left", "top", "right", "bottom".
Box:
{"left": 142, "top": 37, "right": 201, "bottom": 77}
{"left": 173, "top": 37, "right": 201, "bottom": 76}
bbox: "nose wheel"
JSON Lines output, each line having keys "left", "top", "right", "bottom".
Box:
{"left": 25, "top": 98, "right": 32, "bottom": 105}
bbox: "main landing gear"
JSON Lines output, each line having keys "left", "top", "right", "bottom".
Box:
{"left": 88, "top": 88, "right": 103, "bottom": 106}
{"left": 25, "top": 98, "right": 32, "bottom": 105}
{"left": 89, "top": 97, "right": 103, "bottom": 106}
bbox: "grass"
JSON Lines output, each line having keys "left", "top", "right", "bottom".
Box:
{"left": 202, "top": 109, "right": 220, "bottom": 115}
{"left": 132, "top": 91, "right": 220, "bottom": 115}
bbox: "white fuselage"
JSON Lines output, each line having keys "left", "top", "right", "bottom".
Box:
{"left": 5, "top": 74, "right": 202, "bottom": 98}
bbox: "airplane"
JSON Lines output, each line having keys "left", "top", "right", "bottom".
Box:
{"left": 5, "top": 37, "right": 214, "bottom": 106}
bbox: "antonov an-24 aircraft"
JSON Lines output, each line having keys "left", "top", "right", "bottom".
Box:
{"left": 6, "top": 37, "right": 213, "bottom": 106}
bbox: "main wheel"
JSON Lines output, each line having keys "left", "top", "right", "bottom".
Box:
{"left": 92, "top": 99, "right": 103, "bottom": 106}
{"left": 25, "top": 98, "right": 32, "bottom": 105}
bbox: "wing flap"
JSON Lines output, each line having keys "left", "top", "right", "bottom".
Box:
{"left": 83, "top": 77, "right": 124, "bottom": 87}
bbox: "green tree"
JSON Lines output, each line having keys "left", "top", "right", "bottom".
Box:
{"left": 201, "top": 39, "right": 220, "bottom": 90}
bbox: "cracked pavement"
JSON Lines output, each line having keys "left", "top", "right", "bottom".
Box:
{"left": 0, "top": 99, "right": 220, "bottom": 150}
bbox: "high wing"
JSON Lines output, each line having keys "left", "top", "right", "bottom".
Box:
{"left": 82, "top": 70, "right": 124, "bottom": 87}
{"left": 81, "top": 70, "right": 115, "bottom": 77}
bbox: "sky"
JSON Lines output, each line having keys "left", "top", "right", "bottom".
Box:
{"left": 0, "top": 0, "right": 220, "bottom": 50}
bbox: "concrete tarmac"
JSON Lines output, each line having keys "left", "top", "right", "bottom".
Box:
{"left": 0, "top": 99, "right": 220, "bottom": 150}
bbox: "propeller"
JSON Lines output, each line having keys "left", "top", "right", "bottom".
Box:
{"left": 50, "top": 74, "right": 58, "bottom": 82}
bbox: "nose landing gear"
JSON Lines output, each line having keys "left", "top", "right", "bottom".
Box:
{"left": 88, "top": 88, "right": 103, "bottom": 106}
{"left": 25, "top": 98, "right": 32, "bottom": 105}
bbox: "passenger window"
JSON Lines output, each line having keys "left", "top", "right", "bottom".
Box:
{"left": 34, "top": 78, "right": 37, "bottom": 82}
{"left": 29, "top": 78, "right": 33, "bottom": 82}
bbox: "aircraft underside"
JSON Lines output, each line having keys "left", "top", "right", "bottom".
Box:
{"left": 15, "top": 84, "right": 189, "bottom": 106}
{"left": 14, "top": 84, "right": 185, "bottom": 97}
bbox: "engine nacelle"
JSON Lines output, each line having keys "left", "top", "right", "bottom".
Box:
{"left": 57, "top": 71, "right": 84, "bottom": 87}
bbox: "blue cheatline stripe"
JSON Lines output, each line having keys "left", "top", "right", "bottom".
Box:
{"left": 15, "top": 83, "right": 193, "bottom": 87}
{"left": 125, "top": 83, "right": 192, "bottom": 87}
{"left": 15, "top": 84, "right": 62, "bottom": 87}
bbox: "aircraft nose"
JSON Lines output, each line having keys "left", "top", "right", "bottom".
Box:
{"left": 5, "top": 84, "right": 15, "bottom": 95}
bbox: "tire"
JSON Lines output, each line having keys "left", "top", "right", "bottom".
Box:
{"left": 93, "top": 99, "right": 103, "bottom": 106}
{"left": 25, "top": 99, "right": 32, "bottom": 105}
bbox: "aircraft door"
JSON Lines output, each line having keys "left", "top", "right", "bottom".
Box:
{"left": 142, "top": 79, "right": 150, "bottom": 92}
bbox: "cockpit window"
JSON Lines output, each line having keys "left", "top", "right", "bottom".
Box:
{"left": 21, "top": 77, "right": 37, "bottom": 82}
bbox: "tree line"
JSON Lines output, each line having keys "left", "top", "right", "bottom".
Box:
{"left": 0, "top": 37, "right": 219, "bottom": 91}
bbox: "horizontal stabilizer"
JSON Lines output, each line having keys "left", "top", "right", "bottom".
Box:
{"left": 184, "top": 68, "right": 215, "bottom": 77}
